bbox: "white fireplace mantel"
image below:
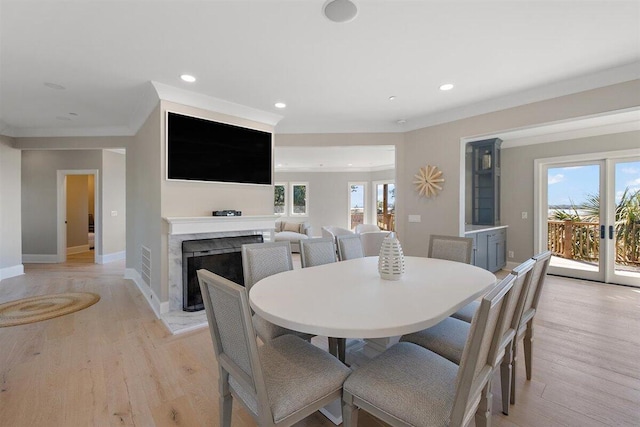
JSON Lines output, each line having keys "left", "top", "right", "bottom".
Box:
{"left": 164, "top": 215, "right": 278, "bottom": 235}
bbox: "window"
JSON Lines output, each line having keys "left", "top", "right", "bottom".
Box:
{"left": 290, "top": 182, "right": 308, "bottom": 216}
{"left": 274, "top": 183, "right": 287, "bottom": 215}
{"left": 375, "top": 181, "right": 395, "bottom": 231}
{"left": 348, "top": 182, "right": 366, "bottom": 230}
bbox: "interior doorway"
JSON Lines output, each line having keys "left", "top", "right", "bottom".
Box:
{"left": 57, "top": 169, "right": 99, "bottom": 264}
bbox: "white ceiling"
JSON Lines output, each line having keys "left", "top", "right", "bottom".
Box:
{"left": 1, "top": 0, "right": 639, "bottom": 138}
{"left": 275, "top": 145, "right": 395, "bottom": 172}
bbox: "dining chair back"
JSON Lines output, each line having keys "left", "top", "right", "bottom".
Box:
{"left": 321, "top": 226, "right": 353, "bottom": 241}
{"left": 428, "top": 234, "right": 474, "bottom": 264}
{"left": 342, "top": 273, "right": 518, "bottom": 427}
{"left": 336, "top": 234, "right": 365, "bottom": 261}
{"left": 360, "top": 231, "right": 391, "bottom": 257}
{"left": 242, "top": 241, "right": 293, "bottom": 290}
{"left": 241, "top": 241, "right": 313, "bottom": 342}
{"left": 197, "top": 269, "right": 351, "bottom": 427}
{"left": 299, "top": 237, "right": 336, "bottom": 268}
{"left": 400, "top": 258, "right": 534, "bottom": 415}
{"left": 510, "top": 250, "right": 552, "bottom": 405}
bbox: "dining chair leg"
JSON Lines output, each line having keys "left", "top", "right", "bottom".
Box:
{"left": 219, "top": 372, "right": 232, "bottom": 427}
{"left": 524, "top": 320, "right": 534, "bottom": 380}
{"left": 500, "top": 342, "right": 514, "bottom": 415}
{"left": 474, "top": 382, "right": 492, "bottom": 427}
{"left": 342, "top": 391, "right": 359, "bottom": 427}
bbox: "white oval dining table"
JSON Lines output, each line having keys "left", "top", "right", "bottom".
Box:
{"left": 249, "top": 256, "right": 497, "bottom": 339}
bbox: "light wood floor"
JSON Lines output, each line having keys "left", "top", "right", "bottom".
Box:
{"left": 0, "top": 255, "right": 639, "bottom": 426}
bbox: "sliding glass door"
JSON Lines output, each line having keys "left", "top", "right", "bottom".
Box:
{"left": 540, "top": 155, "right": 640, "bottom": 287}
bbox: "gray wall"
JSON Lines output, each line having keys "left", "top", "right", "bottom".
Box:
{"left": 0, "top": 135, "right": 22, "bottom": 275}
{"left": 401, "top": 80, "right": 640, "bottom": 258}
{"left": 102, "top": 150, "right": 126, "bottom": 255}
{"left": 21, "top": 150, "right": 102, "bottom": 255}
{"left": 502, "top": 130, "right": 640, "bottom": 263}
{"left": 21, "top": 149, "right": 127, "bottom": 259}
{"left": 275, "top": 169, "right": 394, "bottom": 235}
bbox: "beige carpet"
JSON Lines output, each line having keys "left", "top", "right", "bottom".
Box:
{"left": 0, "top": 292, "right": 100, "bottom": 327}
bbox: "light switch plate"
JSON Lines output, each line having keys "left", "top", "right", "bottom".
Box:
{"left": 111, "top": 211, "right": 118, "bottom": 216}
{"left": 408, "top": 215, "right": 421, "bottom": 223}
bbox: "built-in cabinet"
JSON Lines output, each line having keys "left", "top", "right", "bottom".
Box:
{"left": 466, "top": 226, "right": 507, "bottom": 273}
{"left": 470, "top": 138, "right": 501, "bottom": 226}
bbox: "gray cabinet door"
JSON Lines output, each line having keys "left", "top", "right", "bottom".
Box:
{"left": 486, "top": 229, "right": 506, "bottom": 272}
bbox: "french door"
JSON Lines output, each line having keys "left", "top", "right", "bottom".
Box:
{"left": 539, "top": 154, "right": 640, "bottom": 287}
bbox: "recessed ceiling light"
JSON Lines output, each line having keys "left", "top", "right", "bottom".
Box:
{"left": 180, "top": 74, "right": 196, "bottom": 83}
{"left": 348, "top": 163, "right": 353, "bottom": 166}
{"left": 44, "top": 82, "right": 65, "bottom": 90}
{"left": 277, "top": 163, "right": 283, "bottom": 167}
{"left": 323, "top": 0, "right": 358, "bottom": 23}
{"left": 69, "top": 112, "right": 78, "bottom": 116}
{"left": 439, "top": 83, "right": 454, "bottom": 91}
{"left": 388, "top": 96, "right": 396, "bottom": 101}
{"left": 274, "top": 102, "right": 287, "bottom": 109}
{"left": 396, "top": 119, "right": 407, "bottom": 125}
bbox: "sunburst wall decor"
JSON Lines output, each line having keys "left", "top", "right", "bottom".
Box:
{"left": 413, "top": 165, "right": 444, "bottom": 197}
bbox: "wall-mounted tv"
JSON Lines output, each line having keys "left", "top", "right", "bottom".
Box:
{"left": 166, "top": 111, "right": 273, "bottom": 185}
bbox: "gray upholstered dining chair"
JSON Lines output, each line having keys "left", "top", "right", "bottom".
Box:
{"left": 241, "top": 241, "right": 314, "bottom": 342}
{"left": 299, "top": 237, "right": 345, "bottom": 361}
{"left": 510, "top": 250, "right": 552, "bottom": 405}
{"left": 342, "top": 272, "right": 518, "bottom": 427}
{"left": 360, "top": 231, "right": 391, "bottom": 257}
{"left": 336, "top": 234, "right": 364, "bottom": 261}
{"left": 400, "top": 258, "right": 535, "bottom": 415}
{"left": 299, "top": 237, "right": 337, "bottom": 268}
{"left": 197, "top": 269, "right": 351, "bottom": 427}
{"left": 428, "top": 234, "right": 474, "bottom": 264}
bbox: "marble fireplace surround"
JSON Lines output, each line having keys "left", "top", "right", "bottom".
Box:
{"left": 163, "top": 215, "right": 276, "bottom": 334}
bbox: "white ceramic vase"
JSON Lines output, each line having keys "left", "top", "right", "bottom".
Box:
{"left": 378, "top": 232, "right": 405, "bottom": 281}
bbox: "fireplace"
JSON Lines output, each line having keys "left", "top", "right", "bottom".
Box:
{"left": 182, "top": 234, "right": 263, "bottom": 311}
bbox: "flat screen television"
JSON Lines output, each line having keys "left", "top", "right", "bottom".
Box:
{"left": 166, "top": 111, "right": 273, "bottom": 185}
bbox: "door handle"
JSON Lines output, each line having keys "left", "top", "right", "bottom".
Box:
{"left": 609, "top": 225, "right": 614, "bottom": 240}
{"left": 600, "top": 225, "right": 605, "bottom": 239}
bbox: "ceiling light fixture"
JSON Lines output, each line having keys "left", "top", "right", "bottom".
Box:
{"left": 388, "top": 96, "right": 396, "bottom": 101}
{"left": 180, "top": 74, "right": 196, "bottom": 83}
{"left": 396, "top": 119, "right": 407, "bottom": 125}
{"left": 439, "top": 83, "right": 454, "bottom": 91}
{"left": 274, "top": 102, "right": 287, "bottom": 109}
{"left": 323, "top": 0, "right": 358, "bottom": 23}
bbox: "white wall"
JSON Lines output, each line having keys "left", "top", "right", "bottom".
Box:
{"left": 401, "top": 80, "right": 640, "bottom": 257}
{"left": 274, "top": 169, "right": 394, "bottom": 235}
{"left": 102, "top": 150, "right": 126, "bottom": 257}
{"left": 502, "top": 130, "right": 640, "bottom": 263}
{"left": 0, "top": 135, "right": 23, "bottom": 279}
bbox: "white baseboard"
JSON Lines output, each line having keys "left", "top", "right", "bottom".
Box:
{"left": 124, "top": 268, "right": 169, "bottom": 317}
{"left": 22, "top": 254, "right": 59, "bottom": 263}
{"left": 0, "top": 264, "right": 24, "bottom": 280}
{"left": 97, "top": 250, "right": 125, "bottom": 264}
{"left": 67, "top": 244, "right": 90, "bottom": 255}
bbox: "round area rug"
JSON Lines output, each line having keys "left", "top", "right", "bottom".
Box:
{"left": 0, "top": 292, "right": 100, "bottom": 327}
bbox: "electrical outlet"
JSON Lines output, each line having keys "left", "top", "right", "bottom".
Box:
{"left": 111, "top": 210, "right": 118, "bottom": 216}
{"left": 521, "top": 211, "right": 528, "bottom": 219}
{"left": 508, "top": 250, "right": 514, "bottom": 258}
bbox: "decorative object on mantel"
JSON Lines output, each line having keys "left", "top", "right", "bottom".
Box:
{"left": 378, "top": 232, "right": 405, "bottom": 281}
{"left": 413, "top": 164, "right": 444, "bottom": 197}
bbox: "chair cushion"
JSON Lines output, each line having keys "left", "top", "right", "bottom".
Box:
{"left": 252, "top": 314, "right": 314, "bottom": 342}
{"left": 274, "top": 231, "right": 309, "bottom": 243}
{"left": 344, "top": 342, "right": 457, "bottom": 427}
{"left": 450, "top": 300, "right": 479, "bottom": 323}
{"left": 283, "top": 221, "right": 302, "bottom": 233}
{"left": 400, "top": 317, "right": 470, "bottom": 365}
{"left": 260, "top": 335, "right": 351, "bottom": 423}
